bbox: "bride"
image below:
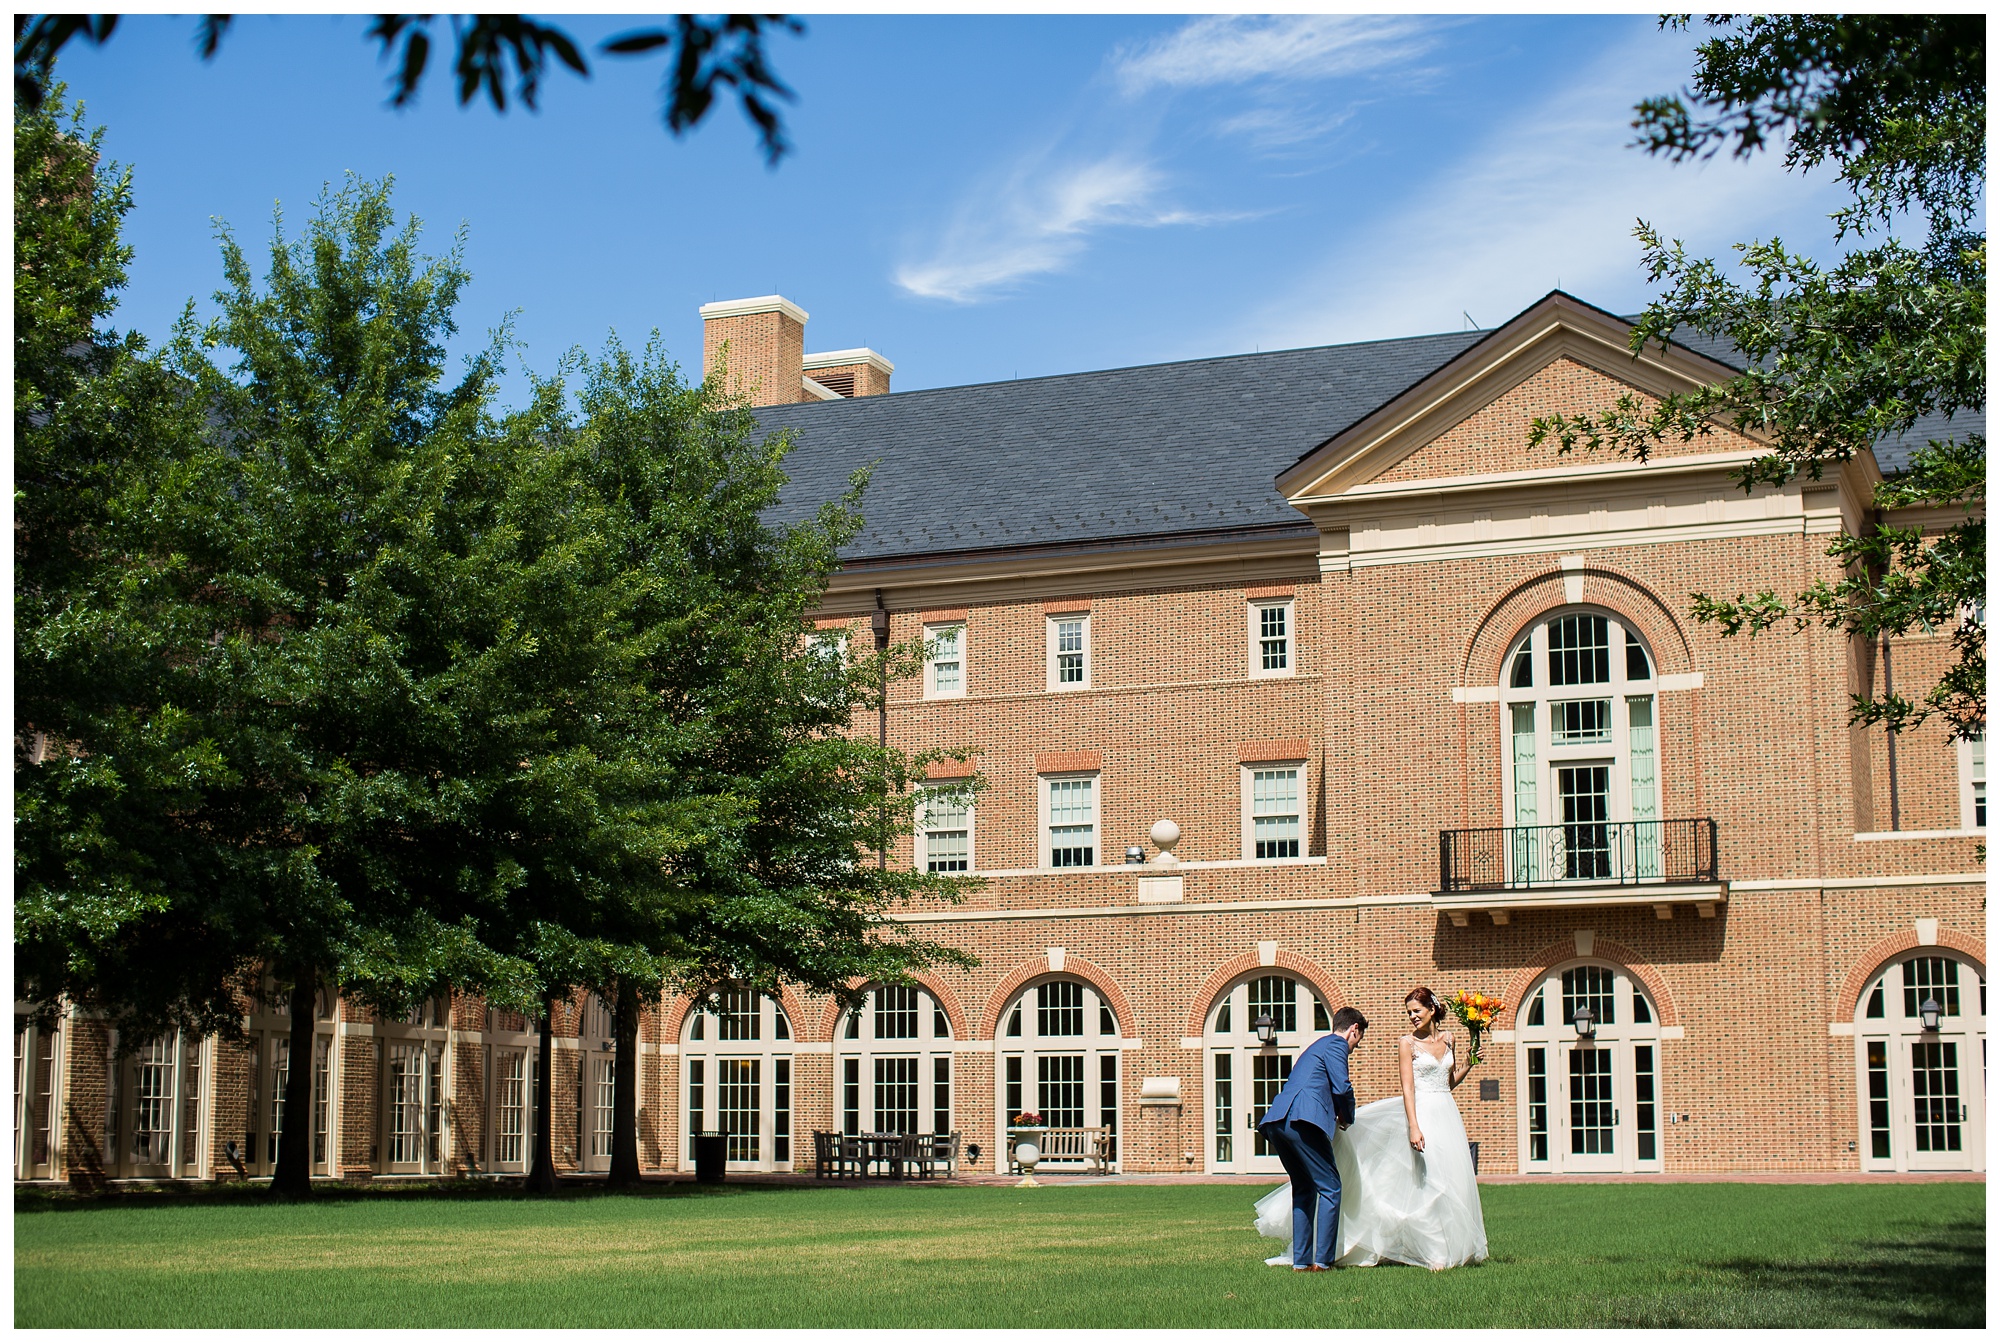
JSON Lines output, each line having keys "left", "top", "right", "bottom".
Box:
{"left": 1255, "top": 987, "right": 1488, "bottom": 1269}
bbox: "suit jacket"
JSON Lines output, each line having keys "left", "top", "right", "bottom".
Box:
{"left": 1257, "top": 1032, "right": 1355, "bottom": 1135}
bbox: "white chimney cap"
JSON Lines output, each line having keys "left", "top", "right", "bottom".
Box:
{"left": 699, "top": 295, "right": 809, "bottom": 324}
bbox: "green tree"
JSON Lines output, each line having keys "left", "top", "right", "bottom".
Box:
{"left": 482, "top": 342, "right": 980, "bottom": 1187}
{"left": 14, "top": 14, "right": 804, "bottom": 163}
{"left": 1530, "top": 15, "right": 1984, "bottom": 738}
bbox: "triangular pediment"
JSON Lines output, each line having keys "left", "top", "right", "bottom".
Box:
{"left": 1276, "top": 292, "right": 1755, "bottom": 505}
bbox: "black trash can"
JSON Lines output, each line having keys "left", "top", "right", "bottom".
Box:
{"left": 1468, "top": 1141, "right": 1479, "bottom": 1174}
{"left": 694, "top": 1132, "right": 727, "bottom": 1184}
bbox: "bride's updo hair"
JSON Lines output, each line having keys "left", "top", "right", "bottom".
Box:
{"left": 1404, "top": 986, "right": 1444, "bottom": 1026}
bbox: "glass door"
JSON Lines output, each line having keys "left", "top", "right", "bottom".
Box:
{"left": 1203, "top": 975, "right": 1329, "bottom": 1173}
{"left": 1856, "top": 955, "right": 1985, "bottom": 1172}
{"left": 1514, "top": 964, "right": 1663, "bottom": 1173}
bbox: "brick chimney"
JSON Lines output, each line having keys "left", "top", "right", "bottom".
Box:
{"left": 700, "top": 295, "right": 893, "bottom": 406}
{"left": 701, "top": 295, "right": 808, "bottom": 407}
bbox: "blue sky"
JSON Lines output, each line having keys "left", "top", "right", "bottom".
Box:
{"left": 55, "top": 13, "right": 1850, "bottom": 407}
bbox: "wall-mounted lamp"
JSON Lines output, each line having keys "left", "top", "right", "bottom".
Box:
{"left": 1254, "top": 1012, "right": 1277, "bottom": 1046}
{"left": 1919, "top": 995, "right": 1942, "bottom": 1031}
{"left": 1124, "top": 845, "right": 1146, "bottom": 865}
{"left": 1571, "top": 1004, "right": 1596, "bottom": 1039}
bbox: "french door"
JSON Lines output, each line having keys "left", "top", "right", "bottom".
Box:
{"left": 1854, "top": 955, "right": 1985, "bottom": 1172}
{"left": 1515, "top": 964, "right": 1663, "bottom": 1173}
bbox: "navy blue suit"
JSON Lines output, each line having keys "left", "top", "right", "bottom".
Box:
{"left": 1257, "top": 1032, "right": 1356, "bottom": 1267}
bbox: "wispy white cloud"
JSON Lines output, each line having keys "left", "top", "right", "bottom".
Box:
{"left": 1228, "top": 30, "right": 1848, "bottom": 352}
{"left": 895, "top": 155, "right": 1245, "bottom": 304}
{"left": 1112, "top": 15, "right": 1438, "bottom": 96}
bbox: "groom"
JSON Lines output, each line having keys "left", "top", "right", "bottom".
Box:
{"left": 1257, "top": 1006, "right": 1369, "bottom": 1271}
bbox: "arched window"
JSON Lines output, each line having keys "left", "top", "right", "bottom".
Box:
{"left": 379, "top": 994, "right": 451, "bottom": 1176}
{"left": 1512, "top": 963, "right": 1663, "bottom": 1174}
{"left": 1852, "top": 953, "right": 1985, "bottom": 1172}
{"left": 834, "top": 985, "right": 954, "bottom": 1138}
{"left": 994, "top": 978, "right": 1121, "bottom": 1172}
{"left": 1501, "top": 610, "right": 1661, "bottom": 881}
{"left": 1202, "top": 974, "right": 1332, "bottom": 1173}
{"left": 680, "top": 990, "right": 794, "bottom": 1172}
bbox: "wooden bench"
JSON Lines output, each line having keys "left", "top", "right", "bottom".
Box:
{"left": 1011, "top": 1126, "right": 1116, "bottom": 1174}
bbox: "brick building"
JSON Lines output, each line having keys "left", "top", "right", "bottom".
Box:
{"left": 17, "top": 291, "right": 1985, "bottom": 1185}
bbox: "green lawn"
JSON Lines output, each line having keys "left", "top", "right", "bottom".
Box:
{"left": 13, "top": 1179, "right": 1984, "bottom": 1329}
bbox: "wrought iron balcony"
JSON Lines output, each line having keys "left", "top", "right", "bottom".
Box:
{"left": 1439, "top": 818, "right": 1718, "bottom": 894}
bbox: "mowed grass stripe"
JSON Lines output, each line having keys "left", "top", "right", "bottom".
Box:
{"left": 14, "top": 1181, "right": 1984, "bottom": 1329}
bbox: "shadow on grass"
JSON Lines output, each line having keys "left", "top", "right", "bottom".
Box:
{"left": 1607, "top": 1215, "right": 1986, "bottom": 1328}
{"left": 13, "top": 1175, "right": 814, "bottom": 1215}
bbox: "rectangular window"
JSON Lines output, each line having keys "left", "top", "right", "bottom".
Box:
{"left": 1251, "top": 601, "right": 1292, "bottom": 677}
{"left": 1903, "top": 957, "right": 1961, "bottom": 1018}
{"left": 874, "top": 1057, "right": 921, "bottom": 1133}
{"left": 1526, "top": 1047, "right": 1548, "bottom": 1162}
{"left": 387, "top": 1044, "right": 423, "bottom": 1165}
{"left": 591, "top": 1057, "right": 615, "bottom": 1159}
{"left": 134, "top": 1038, "right": 175, "bottom": 1166}
{"left": 925, "top": 623, "right": 965, "bottom": 699}
{"left": 1004, "top": 1055, "right": 1023, "bottom": 1120}
{"left": 1250, "top": 767, "right": 1302, "bottom": 859}
{"left": 498, "top": 1052, "right": 526, "bottom": 1165}
{"left": 1548, "top": 614, "right": 1610, "bottom": 686}
{"left": 1098, "top": 1054, "right": 1118, "bottom": 1162}
{"left": 774, "top": 1057, "right": 791, "bottom": 1164}
{"left": 1568, "top": 1049, "right": 1614, "bottom": 1155}
{"left": 1047, "top": 777, "right": 1096, "bottom": 867}
{"left": 1249, "top": 1054, "right": 1292, "bottom": 1156}
{"left": 1551, "top": 698, "right": 1613, "bottom": 743}
{"left": 932, "top": 1057, "right": 951, "bottom": 1135}
{"left": 1634, "top": 1044, "right": 1657, "bottom": 1162}
{"left": 1037, "top": 981, "right": 1085, "bottom": 1036}
{"left": 1961, "top": 731, "right": 1986, "bottom": 830}
{"left": 842, "top": 1057, "right": 860, "bottom": 1135}
{"left": 920, "top": 792, "right": 971, "bottom": 873}
{"left": 1628, "top": 696, "right": 1659, "bottom": 876}
{"left": 312, "top": 1037, "right": 329, "bottom": 1169}
{"left": 1509, "top": 703, "right": 1539, "bottom": 882}
{"left": 718, "top": 1059, "right": 760, "bottom": 1161}
{"left": 1048, "top": 615, "right": 1090, "bottom": 689}
{"left": 267, "top": 1037, "right": 288, "bottom": 1167}
{"left": 875, "top": 986, "right": 920, "bottom": 1039}
{"left": 1866, "top": 1039, "right": 1891, "bottom": 1159}
{"left": 1037, "top": 1055, "right": 1086, "bottom": 1128}
{"left": 718, "top": 990, "right": 760, "bottom": 1041}
{"left": 1911, "top": 1041, "right": 1961, "bottom": 1152}
{"left": 687, "top": 1059, "right": 704, "bottom": 1158}
{"left": 1213, "top": 1053, "right": 1233, "bottom": 1164}
{"left": 1561, "top": 966, "right": 1617, "bottom": 1027}
{"left": 1248, "top": 976, "right": 1298, "bottom": 1034}
{"left": 427, "top": 1049, "right": 445, "bottom": 1166}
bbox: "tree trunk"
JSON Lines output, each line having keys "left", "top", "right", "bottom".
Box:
{"left": 271, "top": 969, "right": 318, "bottom": 1198}
{"left": 607, "top": 978, "right": 643, "bottom": 1188}
{"left": 524, "top": 1002, "right": 558, "bottom": 1193}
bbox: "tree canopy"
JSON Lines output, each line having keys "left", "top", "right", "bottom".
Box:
{"left": 14, "top": 14, "right": 803, "bottom": 163}
{"left": 1529, "top": 15, "right": 1984, "bottom": 739}
{"left": 14, "top": 78, "right": 978, "bottom": 1194}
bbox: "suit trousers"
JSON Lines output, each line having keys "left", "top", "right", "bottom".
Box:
{"left": 1266, "top": 1119, "right": 1341, "bottom": 1267}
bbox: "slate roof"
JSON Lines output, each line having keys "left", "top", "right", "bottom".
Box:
{"left": 759, "top": 316, "right": 1979, "bottom": 564}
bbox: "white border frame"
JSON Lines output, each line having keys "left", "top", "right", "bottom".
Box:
{"left": 1248, "top": 599, "right": 1296, "bottom": 680}
{"left": 924, "top": 621, "right": 967, "bottom": 700}
{"left": 1046, "top": 613, "right": 1091, "bottom": 691}
{"left": 1957, "top": 731, "right": 1985, "bottom": 831}
{"left": 1240, "top": 760, "right": 1309, "bottom": 861}
{"left": 917, "top": 785, "right": 976, "bottom": 874}
{"left": 1039, "top": 771, "right": 1101, "bottom": 870}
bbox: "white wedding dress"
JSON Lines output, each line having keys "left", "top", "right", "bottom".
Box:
{"left": 1254, "top": 1044, "right": 1488, "bottom": 1270}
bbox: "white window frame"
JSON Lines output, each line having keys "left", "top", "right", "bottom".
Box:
{"left": 1203, "top": 972, "right": 1331, "bottom": 1173}
{"left": 679, "top": 991, "right": 795, "bottom": 1172}
{"left": 1512, "top": 962, "right": 1664, "bottom": 1175}
{"left": 834, "top": 985, "right": 955, "bottom": 1139}
{"left": 994, "top": 977, "right": 1122, "bottom": 1173}
{"left": 917, "top": 786, "right": 974, "bottom": 873}
{"left": 1248, "top": 599, "right": 1295, "bottom": 679}
{"left": 1240, "top": 760, "right": 1308, "bottom": 861}
{"left": 1046, "top": 614, "right": 1091, "bottom": 691}
{"left": 1039, "top": 772, "right": 1100, "bottom": 869}
{"left": 1957, "top": 731, "right": 1985, "bottom": 831}
{"left": 924, "top": 622, "right": 966, "bottom": 699}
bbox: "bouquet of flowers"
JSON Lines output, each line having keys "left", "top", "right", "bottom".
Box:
{"left": 1446, "top": 991, "right": 1502, "bottom": 1065}
{"left": 1010, "top": 1111, "right": 1044, "bottom": 1127}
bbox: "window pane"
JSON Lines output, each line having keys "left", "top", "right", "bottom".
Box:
{"left": 1510, "top": 643, "right": 1533, "bottom": 688}
{"left": 1551, "top": 698, "right": 1612, "bottom": 743}
{"left": 1625, "top": 629, "right": 1652, "bottom": 680}
{"left": 1903, "top": 958, "right": 1961, "bottom": 1017}
{"left": 1252, "top": 768, "right": 1301, "bottom": 859}
{"left": 1055, "top": 619, "right": 1086, "bottom": 683}
{"left": 719, "top": 990, "right": 760, "bottom": 1041}
{"left": 1248, "top": 976, "right": 1298, "bottom": 1034}
{"left": 1049, "top": 778, "right": 1095, "bottom": 866}
{"left": 1037, "top": 981, "right": 1085, "bottom": 1037}
{"left": 1259, "top": 604, "right": 1289, "bottom": 671}
{"left": 1548, "top": 614, "right": 1610, "bottom": 686}
{"left": 1561, "top": 966, "right": 1617, "bottom": 1026}
{"left": 874, "top": 986, "right": 920, "bottom": 1039}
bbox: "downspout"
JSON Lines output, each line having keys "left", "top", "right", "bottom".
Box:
{"left": 873, "top": 589, "right": 890, "bottom": 870}
{"left": 1882, "top": 632, "right": 1900, "bottom": 831}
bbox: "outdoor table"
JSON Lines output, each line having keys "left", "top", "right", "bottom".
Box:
{"left": 854, "top": 1132, "right": 912, "bottom": 1177}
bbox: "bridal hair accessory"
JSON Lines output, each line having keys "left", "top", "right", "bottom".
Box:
{"left": 1445, "top": 991, "right": 1502, "bottom": 1065}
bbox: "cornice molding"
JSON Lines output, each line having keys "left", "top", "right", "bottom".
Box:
{"left": 699, "top": 294, "right": 808, "bottom": 324}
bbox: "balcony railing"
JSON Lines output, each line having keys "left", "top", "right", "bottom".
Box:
{"left": 1439, "top": 818, "right": 1717, "bottom": 894}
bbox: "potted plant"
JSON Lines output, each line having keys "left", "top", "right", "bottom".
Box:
{"left": 1007, "top": 1111, "right": 1046, "bottom": 1184}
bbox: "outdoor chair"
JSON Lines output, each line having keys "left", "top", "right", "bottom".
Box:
{"left": 812, "top": 1130, "right": 837, "bottom": 1179}
{"left": 837, "top": 1134, "right": 865, "bottom": 1178}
